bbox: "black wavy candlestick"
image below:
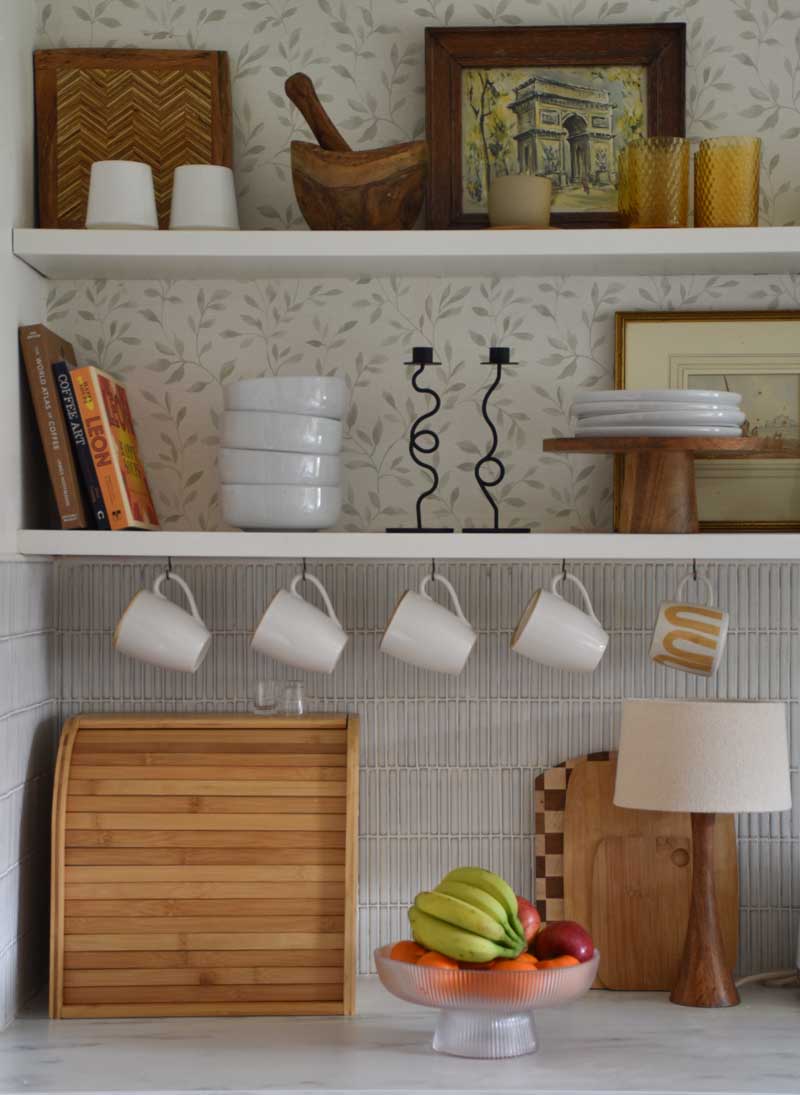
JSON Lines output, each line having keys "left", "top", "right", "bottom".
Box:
{"left": 465, "top": 346, "right": 530, "bottom": 533}
{"left": 387, "top": 346, "right": 453, "bottom": 532}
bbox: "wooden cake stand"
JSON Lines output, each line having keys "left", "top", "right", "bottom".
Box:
{"left": 543, "top": 436, "right": 800, "bottom": 533}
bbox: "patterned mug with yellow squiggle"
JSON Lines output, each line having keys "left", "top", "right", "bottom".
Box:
{"left": 649, "top": 575, "right": 728, "bottom": 677}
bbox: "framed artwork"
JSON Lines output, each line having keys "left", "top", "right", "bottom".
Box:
{"left": 425, "top": 24, "right": 685, "bottom": 229}
{"left": 615, "top": 311, "right": 800, "bottom": 531}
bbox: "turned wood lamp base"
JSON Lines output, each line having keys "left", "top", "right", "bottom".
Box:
{"left": 671, "top": 812, "right": 740, "bottom": 1008}
{"left": 543, "top": 437, "right": 800, "bottom": 534}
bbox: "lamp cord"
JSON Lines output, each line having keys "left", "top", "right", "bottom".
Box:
{"left": 734, "top": 968, "right": 798, "bottom": 989}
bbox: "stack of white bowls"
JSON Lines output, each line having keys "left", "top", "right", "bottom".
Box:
{"left": 570, "top": 389, "right": 745, "bottom": 437}
{"left": 220, "top": 377, "right": 347, "bottom": 530}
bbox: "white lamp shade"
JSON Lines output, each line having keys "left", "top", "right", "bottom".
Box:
{"left": 614, "top": 700, "right": 791, "bottom": 814}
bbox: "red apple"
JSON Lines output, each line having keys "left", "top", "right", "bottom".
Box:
{"left": 533, "top": 920, "right": 594, "bottom": 963}
{"left": 516, "top": 896, "right": 541, "bottom": 944}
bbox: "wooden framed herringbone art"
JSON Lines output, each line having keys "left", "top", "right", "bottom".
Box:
{"left": 35, "top": 49, "right": 233, "bottom": 229}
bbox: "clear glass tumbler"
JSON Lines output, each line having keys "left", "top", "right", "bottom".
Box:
{"left": 694, "top": 136, "right": 761, "bottom": 227}
{"left": 280, "top": 681, "right": 306, "bottom": 715}
{"left": 629, "top": 137, "right": 689, "bottom": 227}
{"left": 250, "top": 680, "right": 277, "bottom": 715}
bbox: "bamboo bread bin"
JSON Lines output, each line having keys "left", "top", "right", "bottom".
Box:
{"left": 50, "top": 714, "right": 359, "bottom": 1019}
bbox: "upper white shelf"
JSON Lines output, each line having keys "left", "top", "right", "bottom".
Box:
{"left": 16, "top": 529, "right": 800, "bottom": 561}
{"left": 13, "top": 226, "right": 800, "bottom": 280}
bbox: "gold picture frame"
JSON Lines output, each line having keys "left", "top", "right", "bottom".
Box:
{"left": 614, "top": 310, "right": 800, "bottom": 532}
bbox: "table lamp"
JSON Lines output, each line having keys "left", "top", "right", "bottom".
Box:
{"left": 614, "top": 699, "right": 791, "bottom": 1008}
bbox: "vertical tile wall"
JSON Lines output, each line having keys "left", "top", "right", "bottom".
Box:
{"left": 0, "top": 561, "right": 57, "bottom": 1030}
{"left": 57, "top": 557, "right": 800, "bottom": 977}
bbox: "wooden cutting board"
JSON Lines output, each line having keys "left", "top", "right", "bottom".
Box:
{"left": 563, "top": 754, "right": 738, "bottom": 991}
{"left": 50, "top": 713, "right": 359, "bottom": 1019}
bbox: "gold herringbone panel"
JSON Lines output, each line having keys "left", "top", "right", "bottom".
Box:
{"left": 55, "top": 68, "right": 215, "bottom": 227}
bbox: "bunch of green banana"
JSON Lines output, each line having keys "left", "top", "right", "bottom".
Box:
{"left": 408, "top": 867, "right": 526, "bottom": 963}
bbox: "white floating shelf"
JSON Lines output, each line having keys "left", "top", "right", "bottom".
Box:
{"left": 16, "top": 529, "right": 800, "bottom": 561}
{"left": 14, "top": 226, "right": 800, "bottom": 280}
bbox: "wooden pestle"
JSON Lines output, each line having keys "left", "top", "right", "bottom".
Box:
{"left": 285, "top": 73, "right": 352, "bottom": 153}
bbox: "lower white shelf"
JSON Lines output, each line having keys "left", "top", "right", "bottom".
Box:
{"left": 15, "top": 529, "right": 800, "bottom": 561}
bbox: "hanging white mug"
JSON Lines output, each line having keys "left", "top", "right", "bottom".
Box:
{"left": 380, "top": 573, "right": 477, "bottom": 675}
{"left": 650, "top": 574, "right": 728, "bottom": 677}
{"left": 511, "top": 572, "right": 608, "bottom": 672}
{"left": 252, "top": 573, "right": 348, "bottom": 674}
{"left": 113, "top": 572, "right": 211, "bottom": 672}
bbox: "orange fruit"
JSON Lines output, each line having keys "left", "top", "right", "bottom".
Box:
{"left": 459, "top": 960, "right": 496, "bottom": 970}
{"left": 417, "top": 950, "right": 459, "bottom": 969}
{"left": 492, "top": 955, "right": 538, "bottom": 971}
{"left": 537, "top": 955, "right": 580, "bottom": 969}
{"left": 389, "top": 940, "right": 427, "bottom": 963}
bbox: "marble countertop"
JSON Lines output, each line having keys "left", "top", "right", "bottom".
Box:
{"left": 1, "top": 977, "right": 799, "bottom": 1095}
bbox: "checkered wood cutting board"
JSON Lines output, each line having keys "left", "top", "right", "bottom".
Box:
{"left": 534, "top": 751, "right": 612, "bottom": 924}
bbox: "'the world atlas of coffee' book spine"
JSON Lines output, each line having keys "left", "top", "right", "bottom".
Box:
{"left": 18, "top": 325, "right": 87, "bottom": 529}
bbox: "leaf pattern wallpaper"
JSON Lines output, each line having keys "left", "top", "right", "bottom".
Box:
{"left": 36, "top": 0, "right": 800, "bottom": 531}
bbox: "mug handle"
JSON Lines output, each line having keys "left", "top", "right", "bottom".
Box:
{"left": 420, "top": 573, "right": 470, "bottom": 626}
{"left": 675, "top": 574, "right": 715, "bottom": 606}
{"left": 290, "top": 572, "right": 343, "bottom": 628}
{"left": 153, "top": 572, "right": 205, "bottom": 624}
{"left": 550, "top": 572, "right": 602, "bottom": 626}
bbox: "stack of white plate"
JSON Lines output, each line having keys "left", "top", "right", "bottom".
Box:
{"left": 220, "top": 377, "right": 347, "bottom": 529}
{"left": 570, "top": 389, "right": 745, "bottom": 437}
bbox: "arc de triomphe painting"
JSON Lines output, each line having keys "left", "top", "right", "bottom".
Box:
{"left": 460, "top": 65, "right": 647, "bottom": 215}
{"left": 510, "top": 75, "right": 614, "bottom": 188}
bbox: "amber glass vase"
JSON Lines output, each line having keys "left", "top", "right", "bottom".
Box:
{"left": 694, "top": 137, "right": 761, "bottom": 227}
{"left": 617, "top": 146, "right": 635, "bottom": 225}
{"left": 629, "top": 137, "right": 690, "bottom": 227}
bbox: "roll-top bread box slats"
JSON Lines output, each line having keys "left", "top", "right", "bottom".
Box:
{"left": 50, "top": 714, "right": 359, "bottom": 1018}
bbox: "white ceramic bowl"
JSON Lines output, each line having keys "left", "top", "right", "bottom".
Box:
{"left": 575, "top": 424, "right": 742, "bottom": 437}
{"left": 218, "top": 448, "right": 340, "bottom": 486}
{"left": 577, "top": 409, "right": 746, "bottom": 427}
{"left": 572, "top": 400, "right": 745, "bottom": 419}
{"left": 221, "top": 484, "right": 342, "bottom": 530}
{"left": 572, "top": 388, "right": 742, "bottom": 406}
{"left": 221, "top": 411, "right": 343, "bottom": 454}
{"left": 223, "top": 377, "right": 348, "bottom": 419}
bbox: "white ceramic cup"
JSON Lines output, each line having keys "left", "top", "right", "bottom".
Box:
{"left": 488, "top": 174, "right": 552, "bottom": 227}
{"left": 511, "top": 572, "right": 608, "bottom": 672}
{"left": 380, "top": 574, "right": 477, "bottom": 676}
{"left": 251, "top": 573, "right": 348, "bottom": 674}
{"left": 169, "top": 164, "right": 240, "bottom": 230}
{"left": 650, "top": 575, "right": 729, "bottom": 677}
{"left": 86, "top": 160, "right": 159, "bottom": 229}
{"left": 113, "top": 573, "right": 211, "bottom": 672}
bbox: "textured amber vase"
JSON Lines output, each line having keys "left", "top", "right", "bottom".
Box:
{"left": 629, "top": 137, "right": 689, "bottom": 227}
{"left": 694, "top": 137, "right": 761, "bottom": 227}
{"left": 617, "top": 146, "right": 635, "bottom": 225}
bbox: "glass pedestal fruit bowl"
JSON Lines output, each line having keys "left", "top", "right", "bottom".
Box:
{"left": 375, "top": 945, "right": 600, "bottom": 1059}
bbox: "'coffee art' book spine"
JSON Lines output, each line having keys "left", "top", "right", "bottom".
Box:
{"left": 18, "top": 326, "right": 87, "bottom": 529}
{"left": 52, "top": 362, "right": 111, "bottom": 531}
{"left": 71, "top": 366, "right": 159, "bottom": 531}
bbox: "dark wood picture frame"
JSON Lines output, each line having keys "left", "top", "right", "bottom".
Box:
{"left": 425, "top": 24, "right": 685, "bottom": 229}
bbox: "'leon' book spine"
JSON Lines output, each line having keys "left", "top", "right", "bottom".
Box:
{"left": 71, "top": 366, "right": 159, "bottom": 531}
{"left": 52, "top": 362, "right": 111, "bottom": 531}
{"left": 18, "top": 326, "right": 87, "bottom": 529}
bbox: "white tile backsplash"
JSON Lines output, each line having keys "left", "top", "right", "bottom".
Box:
{"left": 0, "top": 561, "right": 57, "bottom": 1031}
{"left": 55, "top": 558, "right": 800, "bottom": 977}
